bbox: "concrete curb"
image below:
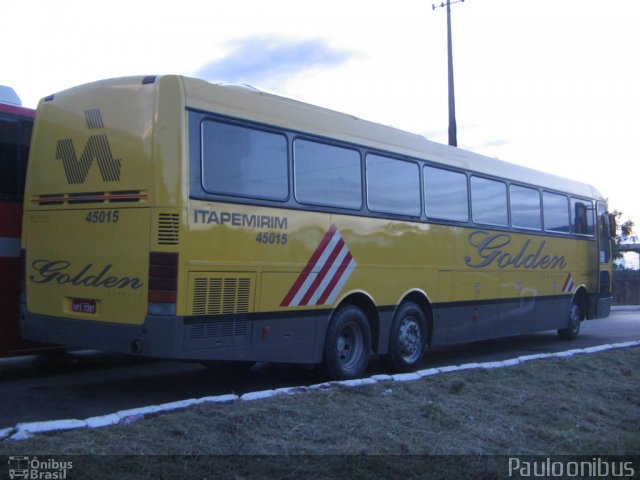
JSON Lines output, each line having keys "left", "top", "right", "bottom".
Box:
{"left": 2, "top": 340, "right": 639, "bottom": 442}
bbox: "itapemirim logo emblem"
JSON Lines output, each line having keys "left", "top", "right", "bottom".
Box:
{"left": 55, "top": 108, "right": 121, "bottom": 184}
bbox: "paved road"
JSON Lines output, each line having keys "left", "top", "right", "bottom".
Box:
{"left": 1, "top": 308, "right": 639, "bottom": 428}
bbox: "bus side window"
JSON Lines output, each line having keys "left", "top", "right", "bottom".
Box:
{"left": 571, "top": 198, "right": 594, "bottom": 236}
{"left": 470, "top": 176, "right": 508, "bottom": 227}
{"left": 0, "top": 115, "right": 19, "bottom": 200}
{"left": 201, "top": 120, "right": 288, "bottom": 201}
{"left": 543, "top": 191, "right": 570, "bottom": 233}
{"left": 424, "top": 166, "right": 469, "bottom": 222}
{"left": 366, "top": 154, "right": 420, "bottom": 216}
{"left": 510, "top": 184, "right": 541, "bottom": 231}
{"left": 294, "top": 139, "right": 362, "bottom": 209}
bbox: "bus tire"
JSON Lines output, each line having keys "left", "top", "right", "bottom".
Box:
{"left": 381, "top": 301, "right": 427, "bottom": 373}
{"left": 558, "top": 299, "right": 583, "bottom": 340}
{"left": 323, "top": 305, "right": 372, "bottom": 380}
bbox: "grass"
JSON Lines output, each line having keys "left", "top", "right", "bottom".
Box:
{"left": 0, "top": 347, "right": 638, "bottom": 479}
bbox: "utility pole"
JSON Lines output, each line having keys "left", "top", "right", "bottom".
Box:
{"left": 432, "top": 0, "right": 464, "bottom": 147}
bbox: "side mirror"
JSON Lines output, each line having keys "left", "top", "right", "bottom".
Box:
{"left": 608, "top": 213, "right": 617, "bottom": 238}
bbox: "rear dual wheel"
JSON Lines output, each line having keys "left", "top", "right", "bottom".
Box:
{"left": 381, "top": 302, "right": 428, "bottom": 373}
{"left": 323, "top": 305, "right": 372, "bottom": 380}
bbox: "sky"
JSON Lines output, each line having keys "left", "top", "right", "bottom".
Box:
{"left": 3, "top": 0, "right": 639, "bottom": 261}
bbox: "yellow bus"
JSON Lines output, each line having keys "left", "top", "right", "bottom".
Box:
{"left": 20, "top": 75, "right": 615, "bottom": 379}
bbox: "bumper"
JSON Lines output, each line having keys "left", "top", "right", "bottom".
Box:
{"left": 20, "top": 306, "right": 324, "bottom": 363}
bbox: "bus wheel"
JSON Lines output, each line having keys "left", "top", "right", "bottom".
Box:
{"left": 558, "top": 299, "right": 583, "bottom": 340}
{"left": 381, "top": 302, "right": 427, "bottom": 373}
{"left": 323, "top": 305, "right": 372, "bottom": 380}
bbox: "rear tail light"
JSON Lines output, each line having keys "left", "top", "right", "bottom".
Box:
{"left": 148, "top": 252, "right": 178, "bottom": 315}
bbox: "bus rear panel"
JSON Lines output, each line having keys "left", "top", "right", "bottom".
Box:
{"left": 22, "top": 77, "right": 177, "bottom": 355}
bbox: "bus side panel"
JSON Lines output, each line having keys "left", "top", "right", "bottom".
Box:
{"left": 329, "top": 216, "right": 454, "bottom": 305}
{"left": 458, "top": 228, "right": 599, "bottom": 338}
{"left": 184, "top": 203, "right": 328, "bottom": 362}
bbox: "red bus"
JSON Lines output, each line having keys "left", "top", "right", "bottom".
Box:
{"left": 0, "top": 86, "right": 57, "bottom": 356}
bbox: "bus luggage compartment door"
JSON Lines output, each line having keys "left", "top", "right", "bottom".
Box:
{"left": 24, "top": 208, "right": 151, "bottom": 326}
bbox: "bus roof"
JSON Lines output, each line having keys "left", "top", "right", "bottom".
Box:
{"left": 0, "top": 102, "right": 34, "bottom": 117}
{"left": 36, "top": 75, "right": 604, "bottom": 201}
{"left": 181, "top": 76, "right": 603, "bottom": 201}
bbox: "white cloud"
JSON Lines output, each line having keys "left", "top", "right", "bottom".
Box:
{"left": 3, "top": 0, "right": 639, "bottom": 224}
{"left": 194, "top": 36, "right": 354, "bottom": 90}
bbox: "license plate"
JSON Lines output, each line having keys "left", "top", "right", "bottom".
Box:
{"left": 72, "top": 299, "right": 97, "bottom": 314}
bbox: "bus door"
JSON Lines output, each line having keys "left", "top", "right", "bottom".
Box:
{"left": 596, "top": 201, "right": 613, "bottom": 318}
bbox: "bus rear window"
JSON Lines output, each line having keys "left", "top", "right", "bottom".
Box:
{"left": 201, "top": 120, "right": 288, "bottom": 201}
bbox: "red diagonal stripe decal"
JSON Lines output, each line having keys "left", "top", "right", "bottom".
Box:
{"left": 317, "top": 251, "right": 353, "bottom": 305}
{"left": 300, "top": 236, "right": 345, "bottom": 305}
{"left": 562, "top": 273, "right": 573, "bottom": 292}
{"left": 280, "top": 224, "right": 337, "bottom": 307}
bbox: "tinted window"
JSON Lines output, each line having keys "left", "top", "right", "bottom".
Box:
{"left": 366, "top": 154, "right": 420, "bottom": 216}
{"left": 571, "top": 198, "right": 594, "bottom": 236}
{"left": 18, "top": 119, "right": 32, "bottom": 193}
{"left": 0, "top": 115, "right": 19, "bottom": 199}
{"left": 294, "top": 139, "right": 362, "bottom": 209}
{"left": 471, "top": 176, "right": 508, "bottom": 226}
{"left": 543, "top": 192, "right": 570, "bottom": 233}
{"left": 510, "top": 185, "right": 541, "bottom": 230}
{"left": 424, "top": 166, "right": 468, "bottom": 221}
{"left": 201, "top": 120, "right": 288, "bottom": 201}
{"left": 597, "top": 202, "right": 611, "bottom": 263}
